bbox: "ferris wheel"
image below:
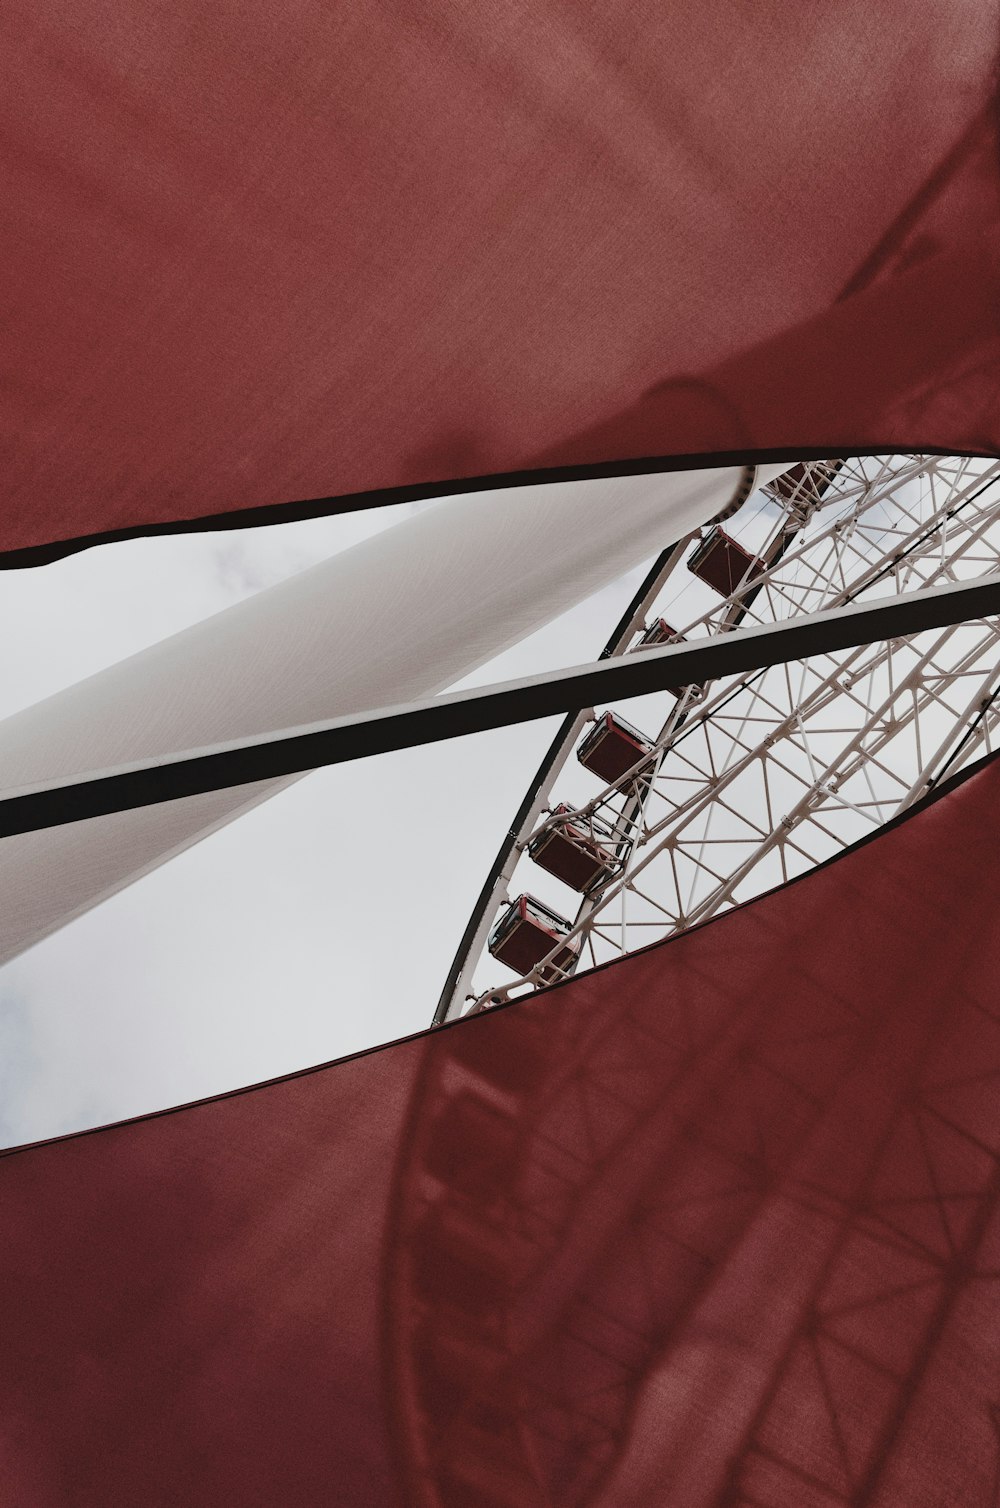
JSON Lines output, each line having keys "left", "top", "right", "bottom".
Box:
{"left": 435, "top": 453, "right": 1000, "bottom": 1021}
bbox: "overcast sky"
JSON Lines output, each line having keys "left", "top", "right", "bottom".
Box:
{"left": 0, "top": 491, "right": 658, "bottom": 1147}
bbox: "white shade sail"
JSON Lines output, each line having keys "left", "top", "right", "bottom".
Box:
{"left": 0, "top": 465, "right": 786, "bottom": 964}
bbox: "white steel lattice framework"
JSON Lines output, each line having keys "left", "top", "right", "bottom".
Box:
{"left": 438, "top": 454, "right": 1000, "bottom": 1018}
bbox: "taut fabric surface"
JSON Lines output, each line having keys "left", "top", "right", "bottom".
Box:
{"left": 2, "top": 1, "right": 998, "bottom": 561}
{"left": 2, "top": 756, "right": 1000, "bottom": 1503}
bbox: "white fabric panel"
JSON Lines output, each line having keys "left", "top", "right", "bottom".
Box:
{"left": 0, "top": 466, "right": 784, "bottom": 963}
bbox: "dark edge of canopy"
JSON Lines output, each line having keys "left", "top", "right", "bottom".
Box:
{"left": 2, "top": 741, "right": 997, "bottom": 1163}
{"left": 5, "top": 446, "right": 997, "bottom": 569}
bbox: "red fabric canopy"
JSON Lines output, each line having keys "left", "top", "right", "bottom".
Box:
{"left": 3, "top": 755, "right": 1000, "bottom": 1504}
{"left": 3, "top": 1, "right": 998, "bottom": 563}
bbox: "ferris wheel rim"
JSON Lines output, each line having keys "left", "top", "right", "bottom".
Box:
{"left": 438, "top": 453, "right": 1000, "bottom": 1019}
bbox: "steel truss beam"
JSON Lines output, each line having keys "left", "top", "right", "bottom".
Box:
{"left": 4, "top": 573, "right": 1000, "bottom": 841}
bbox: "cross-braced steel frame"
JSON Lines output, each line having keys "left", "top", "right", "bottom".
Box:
{"left": 439, "top": 454, "right": 1000, "bottom": 1018}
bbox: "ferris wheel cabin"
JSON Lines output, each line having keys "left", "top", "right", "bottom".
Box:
{"left": 687, "top": 525, "right": 763, "bottom": 596}
{"left": 634, "top": 617, "right": 681, "bottom": 650}
{"left": 487, "top": 894, "right": 580, "bottom": 981}
{"left": 527, "top": 804, "right": 618, "bottom": 893}
{"left": 576, "top": 710, "right": 654, "bottom": 786}
{"left": 633, "top": 618, "right": 698, "bottom": 698}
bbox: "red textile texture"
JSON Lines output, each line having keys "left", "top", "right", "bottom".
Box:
{"left": 3, "top": 760, "right": 1000, "bottom": 1504}
{"left": 2, "top": 2, "right": 999, "bottom": 561}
